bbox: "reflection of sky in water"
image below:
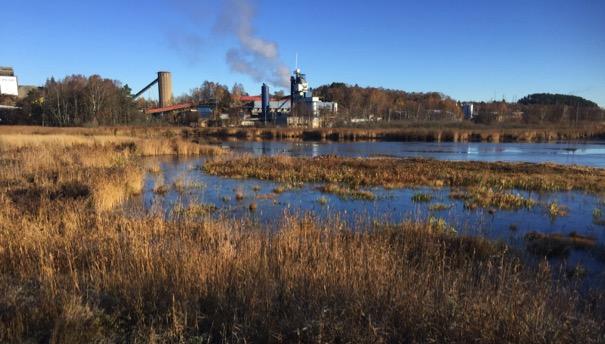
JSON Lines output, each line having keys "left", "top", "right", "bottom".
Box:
{"left": 220, "top": 141, "right": 605, "bottom": 167}
{"left": 126, "top": 156, "right": 605, "bottom": 289}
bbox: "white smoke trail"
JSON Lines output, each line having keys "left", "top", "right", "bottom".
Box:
{"left": 218, "top": 0, "right": 290, "bottom": 88}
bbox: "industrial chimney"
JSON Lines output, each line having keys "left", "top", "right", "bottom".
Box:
{"left": 261, "top": 83, "right": 270, "bottom": 123}
{"left": 157, "top": 71, "right": 173, "bottom": 108}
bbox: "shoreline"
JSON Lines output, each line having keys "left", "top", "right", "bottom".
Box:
{"left": 2, "top": 125, "right": 605, "bottom": 143}
{"left": 192, "top": 126, "right": 605, "bottom": 143}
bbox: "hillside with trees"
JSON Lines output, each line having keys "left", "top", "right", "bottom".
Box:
{"left": 518, "top": 93, "right": 599, "bottom": 108}
{"left": 470, "top": 95, "right": 603, "bottom": 125}
{"left": 313, "top": 83, "right": 463, "bottom": 123}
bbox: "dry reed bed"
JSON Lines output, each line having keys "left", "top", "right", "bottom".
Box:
{"left": 204, "top": 155, "right": 605, "bottom": 193}
{"left": 0, "top": 145, "right": 145, "bottom": 212}
{"left": 0, "top": 125, "right": 183, "bottom": 138}
{"left": 0, "top": 141, "right": 603, "bottom": 342}
{"left": 0, "top": 200, "right": 603, "bottom": 342}
{"left": 194, "top": 125, "right": 605, "bottom": 142}
{"left": 0, "top": 136, "right": 223, "bottom": 212}
{"left": 0, "top": 134, "right": 224, "bottom": 156}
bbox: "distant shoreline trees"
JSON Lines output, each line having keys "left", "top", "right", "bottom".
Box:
{"left": 1, "top": 75, "right": 603, "bottom": 127}
{"left": 1, "top": 75, "right": 142, "bottom": 126}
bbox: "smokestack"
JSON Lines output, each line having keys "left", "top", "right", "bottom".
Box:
{"left": 158, "top": 71, "right": 173, "bottom": 108}
{"left": 262, "top": 83, "right": 270, "bottom": 123}
{"left": 290, "top": 74, "right": 296, "bottom": 105}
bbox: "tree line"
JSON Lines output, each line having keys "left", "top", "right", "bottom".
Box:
{"left": 1, "top": 75, "right": 143, "bottom": 126}
{"left": 313, "top": 84, "right": 604, "bottom": 125}
{"left": 1, "top": 74, "right": 603, "bottom": 126}
{"left": 472, "top": 95, "right": 603, "bottom": 125}
{"left": 314, "top": 83, "right": 463, "bottom": 122}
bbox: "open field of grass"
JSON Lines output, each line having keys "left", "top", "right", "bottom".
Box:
{"left": 204, "top": 154, "right": 605, "bottom": 193}
{"left": 0, "top": 134, "right": 604, "bottom": 342}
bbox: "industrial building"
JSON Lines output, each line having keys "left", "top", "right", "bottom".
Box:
{"left": 462, "top": 103, "right": 475, "bottom": 120}
{"left": 0, "top": 67, "right": 42, "bottom": 100}
{"left": 132, "top": 68, "right": 337, "bottom": 128}
{"left": 0, "top": 67, "right": 19, "bottom": 97}
{"left": 241, "top": 68, "right": 338, "bottom": 128}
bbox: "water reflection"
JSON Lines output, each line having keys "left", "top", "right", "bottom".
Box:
{"left": 219, "top": 141, "right": 605, "bottom": 167}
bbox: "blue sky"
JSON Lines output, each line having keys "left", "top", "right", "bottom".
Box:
{"left": 1, "top": 0, "right": 604, "bottom": 106}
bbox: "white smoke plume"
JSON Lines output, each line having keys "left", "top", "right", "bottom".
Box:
{"left": 217, "top": 0, "right": 290, "bottom": 88}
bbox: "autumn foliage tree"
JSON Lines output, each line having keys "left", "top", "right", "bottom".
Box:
{"left": 12, "top": 75, "right": 140, "bottom": 126}
{"left": 313, "top": 83, "right": 463, "bottom": 122}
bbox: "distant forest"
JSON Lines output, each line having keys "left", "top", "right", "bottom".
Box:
{"left": 518, "top": 93, "right": 599, "bottom": 108}
{"left": 1, "top": 74, "right": 603, "bottom": 126}
{"left": 314, "top": 84, "right": 604, "bottom": 125}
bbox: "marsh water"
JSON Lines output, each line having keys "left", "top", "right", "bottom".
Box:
{"left": 219, "top": 140, "right": 605, "bottom": 167}
{"left": 126, "top": 140, "right": 605, "bottom": 286}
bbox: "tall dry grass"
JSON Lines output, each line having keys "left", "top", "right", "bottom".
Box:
{"left": 0, "top": 202, "right": 603, "bottom": 342}
{"left": 194, "top": 125, "right": 605, "bottom": 142}
{"left": 0, "top": 137, "right": 603, "bottom": 342}
{"left": 0, "top": 134, "right": 224, "bottom": 157}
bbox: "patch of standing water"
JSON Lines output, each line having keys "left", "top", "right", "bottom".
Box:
{"left": 124, "top": 156, "right": 605, "bottom": 289}
{"left": 218, "top": 140, "right": 605, "bottom": 167}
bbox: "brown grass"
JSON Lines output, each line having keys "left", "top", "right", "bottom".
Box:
{"left": 193, "top": 125, "right": 605, "bottom": 142}
{"left": 4, "top": 124, "right": 605, "bottom": 143}
{"left": 205, "top": 155, "right": 605, "bottom": 193}
{"left": 0, "top": 134, "right": 224, "bottom": 157}
{"left": 0, "top": 137, "right": 604, "bottom": 342}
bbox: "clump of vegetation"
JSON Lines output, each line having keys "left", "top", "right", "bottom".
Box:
{"left": 428, "top": 216, "right": 456, "bottom": 234}
{"left": 471, "top": 188, "right": 535, "bottom": 210}
{"left": 173, "top": 175, "right": 205, "bottom": 194}
{"left": 235, "top": 189, "right": 245, "bottom": 201}
{"left": 146, "top": 161, "right": 162, "bottom": 174}
{"left": 548, "top": 202, "right": 569, "bottom": 218}
{"left": 319, "top": 183, "right": 376, "bottom": 200}
{"left": 174, "top": 203, "right": 218, "bottom": 217}
{"left": 273, "top": 185, "right": 286, "bottom": 194}
{"left": 412, "top": 192, "right": 433, "bottom": 203}
{"left": 428, "top": 203, "right": 453, "bottom": 211}
{"left": 153, "top": 183, "right": 169, "bottom": 195}
{"left": 255, "top": 193, "right": 276, "bottom": 200}
{"left": 318, "top": 196, "right": 329, "bottom": 205}
{"left": 450, "top": 188, "right": 535, "bottom": 210}
{"left": 593, "top": 208, "right": 605, "bottom": 226}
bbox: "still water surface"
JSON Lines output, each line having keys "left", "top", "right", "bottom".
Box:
{"left": 219, "top": 140, "right": 605, "bottom": 167}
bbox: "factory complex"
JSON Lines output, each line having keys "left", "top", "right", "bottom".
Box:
{"left": 234, "top": 69, "right": 338, "bottom": 128}
{"left": 137, "top": 68, "right": 339, "bottom": 128}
